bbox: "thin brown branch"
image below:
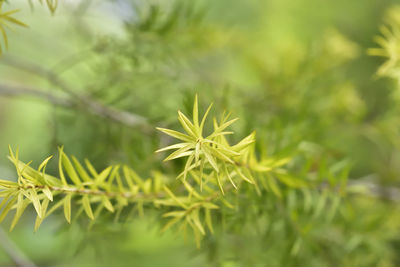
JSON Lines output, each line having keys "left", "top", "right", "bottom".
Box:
{"left": 0, "top": 83, "right": 73, "bottom": 107}
{"left": 0, "top": 55, "right": 152, "bottom": 131}
{"left": 0, "top": 227, "right": 37, "bottom": 267}
{"left": 348, "top": 179, "right": 400, "bottom": 202}
{"left": 6, "top": 184, "right": 166, "bottom": 201}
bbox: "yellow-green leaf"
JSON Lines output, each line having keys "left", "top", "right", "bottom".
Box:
{"left": 34, "top": 198, "right": 50, "bottom": 232}
{"left": 205, "top": 208, "right": 214, "bottom": 234}
{"left": 42, "top": 186, "right": 53, "bottom": 201}
{"left": 62, "top": 153, "right": 81, "bottom": 185}
{"left": 63, "top": 193, "right": 72, "bottom": 223}
{"left": 82, "top": 195, "right": 94, "bottom": 220}
{"left": 156, "top": 127, "right": 195, "bottom": 142}
{"left": 0, "top": 194, "right": 17, "bottom": 223}
{"left": 10, "top": 193, "right": 29, "bottom": 231}
{"left": 102, "top": 196, "right": 114, "bottom": 213}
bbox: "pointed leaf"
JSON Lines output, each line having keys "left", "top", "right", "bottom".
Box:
{"left": 82, "top": 195, "right": 94, "bottom": 220}
{"left": 156, "top": 128, "right": 194, "bottom": 142}
{"left": 63, "top": 193, "right": 72, "bottom": 223}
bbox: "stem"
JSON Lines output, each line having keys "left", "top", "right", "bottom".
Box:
{"left": 0, "top": 55, "right": 152, "bottom": 131}
{"left": 0, "top": 83, "right": 73, "bottom": 108}
{"left": 0, "top": 227, "right": 37, "bottom": 267}
{"left": 17, "top": 184, "right": 167, "bottom": 201}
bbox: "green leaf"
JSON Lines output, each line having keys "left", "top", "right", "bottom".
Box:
{"left": 267, "top": 175, "right": 282, "bottom": 198}
{"left": 207, "top": 146, "right": 234, "bottom": 164}
{"left": 163, "top": 185, "right": 188, "bottom": 209}
{"left": 155, "top": 143, "right": 190, "bottom": 153}
{"left": 313, "top": 190, "right": 328, "bottom": 219}
{"left": 208, "top": 118, "right": 239, "bottom": 139}
{"left": 46, "top": 198, "right": 65, "bottom": 217}
{"left": 0, "top": 180, "right": 18, "bottom": 188}
{"left": 82, "top": 195, "right": 94, "bottom": 220}
{"left": 38, "top": 156, "right": 53, "bottom": 172}
{"left": 2, "top": 14, "right": 28, "bottom": 27}
{"left": 34, "top": 198, "right": 50, "bottom": 232}
{"left": 42, "top": 186, "right": 53, "bottom": 201}
{"left": 201, "top": 202, "right": 219, "bottom": 209}
{"left": 85, "top": 159, "right": 98, "bottom": 177}
{"left": 205, "top": 208, "right": 214, "bottom": 234}
{"left": 89, "top": 204, "right": 104, "bottom": 229}
{"left": 186, "top": 216, "right": 202, "bottom": 248}
{"left": 276, "top": 173, "right": 306, "bottom": 188}
{"left": 202, "top": 148, "right": 219, "bottom": 172}
{"left": 72, "top": 156, "right": 92, "bottom": 183}
{"left": 233, "top": 165, "right": 254, "bottom": 184}
{"left": 191, "top": 208, "right": 205, "bottom": 235}
{"left": 232, "top": 132, "right": 256, "bottom": 151}
{"left": 161, "top": 216, "right": 182, "bottom": 232}
{"left": 156, "top": 128, "right": 195, "bottom": 142}
{"left": 0, "top": 194, "right": 17, "bottom": 223}
{"left": 199, "top": 103, "right": 213, "bottom": 135}
{"left": 63, "top": 193, "right": 72, "bottom": 224}
{"left": 302, "top": 189, "right": 313, "bottom": 212}
{"left": 223, "top": 163, "right": 237, "bottom": 189}
{"left": 199, "top": 159, "right": 205, "bottom": 191}
{"left": 96, "top": 166, "right": 113, "bottom": 183}
{"left": 10, "top": 193, "right": 29, "bottom": 231}
{"left": 162, "top": 211, "right": 186, "bottom": 218}
{"left": 183, "top": 154, "right": 195, "bottom": 181}
{"left": 102, "top": 196, "right": 114, "bottom": 213}
{"left": 163, "top": 144, "right": 194, "bottom": 161}
{"left": 216, "top": 173, "right": 224, "bottom": 195}
{"left": 25, "top": 189, "right": 42, "bottom": 217}
{"left": 193, "top": 94, "right": 200, "bottom": 130}
{"left": 122, "top": 166, "right": 137, "bottom": 191}
{"left": 178, "top": 111, "right": 197, "bottom": 138}
{"left": 61, "top": 153, "right": 81, "bottom": 185}
{"left": 58, "top": 147, "right": 67, "bottom": 185}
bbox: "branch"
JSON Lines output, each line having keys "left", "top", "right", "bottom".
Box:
{"left": 5, "top": 183, "right": 166, "bottom": 200}
{"left": 0, "top": 55, "right": 151, "bottom": 131}
{"left": 0, "top": 83, "right": 73, "bottom": 108}
{"left": 0, "top": 227, "right": 37, "bottom": 267}
{"left": 348, "top": 178, "right": 400, "bottom": 202}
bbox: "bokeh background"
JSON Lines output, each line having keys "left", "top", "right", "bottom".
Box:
{"left": 1, "top": 0, "right": 400, "bottom": 266}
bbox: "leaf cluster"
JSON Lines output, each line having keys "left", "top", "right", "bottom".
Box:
{"left": 157, "top": 95, "right": 305, "bottom": 197}
{"left": 0, "top": 96, "right": 343, "bottom": 248}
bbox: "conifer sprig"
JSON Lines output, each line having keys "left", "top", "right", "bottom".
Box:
{"left": 156, "top": 95, "right": 297, "bottom": 194}
{"left": 0, "top": 96, "right": 324, "bottom": 247}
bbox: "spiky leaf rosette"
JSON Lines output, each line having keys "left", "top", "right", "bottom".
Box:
{"left": 156, "top": 95, "right": 298, "bottom": 195}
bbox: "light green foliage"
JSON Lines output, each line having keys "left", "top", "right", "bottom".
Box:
{"left": 156, "top": 95, "right": 306, "bottom": 198}
{"left": 1, "top": 145, "right": 168, "bottom": 231}
{"left": 1, "top": 0, "right": 400, "bottom": 266}
{"left": 0, "top": 97, "right": 344, "bottom": 249}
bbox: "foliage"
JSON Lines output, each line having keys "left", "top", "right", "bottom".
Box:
{"left": 1, "top": 0, "right": 400, "bottom": 266}
{"left": 0, "top": 96, "right": 348, "bottom": 251}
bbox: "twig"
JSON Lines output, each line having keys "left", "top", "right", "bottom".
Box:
{"left": 318, "top": 173, "right": 400, "bottom": 202}
{"left": 0, "top": 227, "right": 37, "bottom": 267}
{"left": 0, "top": 83, "right": 73, "bottom": 108}
{"left": 348, "top": 179, "right": 400, "bottom": 202}
{"left": 0, "top": 55, "right": 151, "bottom": 130}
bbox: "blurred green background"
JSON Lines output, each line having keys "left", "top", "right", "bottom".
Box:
{"left": 1, "top": 0, "right": 400, "bottom": 266}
